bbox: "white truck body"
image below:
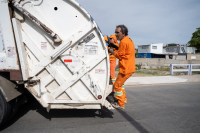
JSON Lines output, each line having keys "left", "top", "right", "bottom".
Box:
{"left": 0, "top": 0, "right": 112, "bottom": 110}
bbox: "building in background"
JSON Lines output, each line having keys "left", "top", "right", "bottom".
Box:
{"left": 138, "top": 43, "right": 164, "bottom": 58}
{"left": 165, "top": 45, "right": 196, "bottom": 54}
{"left": 137, "top": 43, "right": 197, "bottom": 59}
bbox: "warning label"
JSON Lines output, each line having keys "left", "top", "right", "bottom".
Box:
{"left": 83, "top": 33, "right": 95, "bottom": 44}
{"left": 85, "top": 45, "right": 98, "bottom": 55}
{"left": 41, "top": 42, "right": 47, "bottom": 50}
{"left": 78, "top": 33, "right": 96, "bottom": 46}
{"left": 95, "top": 69, "right": 105, "bottom": 74}
{"left": 7, "top": 47, "right": 15, "bottom": 58}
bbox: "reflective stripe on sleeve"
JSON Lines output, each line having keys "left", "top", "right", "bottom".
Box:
{"left": 111, "top": 79, "right": 116, "bottom": 81}
{"left": 115, "top": 91, "right": 123, "bottom": 96}
{"left": 111, "top": 79, "right": 116, "bottom": 83}
{"left": 122, "top": 85, "right": 125, "bottom": 89}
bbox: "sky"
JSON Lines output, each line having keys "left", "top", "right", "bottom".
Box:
{"left": 1, "top": 0, "right": 200, "bottom": 51}
{"left": 76, "top": 0, "right": 200, "bottom": 47}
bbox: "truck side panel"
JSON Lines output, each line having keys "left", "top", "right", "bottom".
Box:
{"left": 0, "top": 1, "right": 20, "bottom": 70}
{"left": 0, "top": 1, "right": 23, "bottom": 101}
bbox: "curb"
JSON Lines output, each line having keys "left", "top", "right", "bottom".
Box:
{"left": 124, "top": 75, "right": 200, "bottom": 86}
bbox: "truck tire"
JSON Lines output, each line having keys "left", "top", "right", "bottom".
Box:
{"left": 0, "top": 90, "right": 13, "bottom": 127}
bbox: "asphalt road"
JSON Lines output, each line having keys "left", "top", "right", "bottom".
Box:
{"left": 1, "top": 83, "right": 200, "bottom": 133}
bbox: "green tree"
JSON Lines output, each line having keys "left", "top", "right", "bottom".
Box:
{"left": 135, "top": 48, "right": 138, "bottom": 56}
{"left": 166, "top": 43, "right": 179, "bottom": 47}
{"left": 188, "top": 27, "right": 200, "bottom": 53}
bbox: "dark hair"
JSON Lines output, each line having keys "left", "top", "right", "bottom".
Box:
{"left": 116, "top": 25, "right": 128, "bottom": 36}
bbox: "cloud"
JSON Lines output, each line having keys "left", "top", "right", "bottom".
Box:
{"left": 76, "top": 0, "right": 200, "bottom": 46}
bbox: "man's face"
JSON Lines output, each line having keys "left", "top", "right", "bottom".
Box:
{"left": 115, "top": 27, "right": 125, "bottom": 41}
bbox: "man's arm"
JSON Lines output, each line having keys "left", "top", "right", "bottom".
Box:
{"left": 113, "top": 41, "right": 127, "bottom": 60}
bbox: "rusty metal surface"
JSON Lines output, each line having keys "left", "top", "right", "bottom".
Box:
{"left": 0, "top": 70, "right": 23, "bottom": 81}
{"left": 10, "top": 71, "right": 23, "bottom": 81}
{"left": 13, "top": 2, "right": 56, "bottom": 38}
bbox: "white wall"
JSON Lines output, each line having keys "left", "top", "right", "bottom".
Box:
{"left": 150, "top": 43, "right": 163, "bottom": 53}
{"left": 186, "top": 47, "right": 196, "bottom": 54}
{"left": 138, "top": 43, "right": 163, "bottom": 53}
{"left": 138, "top": 45, "right": 150, "bottom": 53}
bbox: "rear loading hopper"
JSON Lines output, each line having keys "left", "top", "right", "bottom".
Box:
{"left": 0, "top": 0, "right": 113, "bottom": 111}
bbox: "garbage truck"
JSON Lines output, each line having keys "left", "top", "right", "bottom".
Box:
{"left": 0, "top": 0, "right": 113, "bottom": 126}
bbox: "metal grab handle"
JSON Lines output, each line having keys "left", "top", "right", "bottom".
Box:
{"left": 51, "top": 41, "right": 72, "bottom": 60}
{"left": 13, "top": 2, "right": 62, "bottom": 43}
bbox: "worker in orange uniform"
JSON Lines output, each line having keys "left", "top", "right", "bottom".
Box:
{"left": 109, "top": 35, "right": 127, "bottom": 101}
{"left": 108, "top": 34, "right": 119, "bottom": 86}
{"left": 104, "top": 35, "right": 119, "bottom": 87}
{"left": 108, "top": 25, "right": 135, "bottom": 109}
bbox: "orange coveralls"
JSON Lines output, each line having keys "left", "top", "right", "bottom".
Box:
{"left": 114, "top": 36, "right": 135, "bottom": 107}
{"left": 109, "top": 35, "right": 119, "bottom": 86}
{"left": 104, "top": 36, "right": 119, "bottom": 86}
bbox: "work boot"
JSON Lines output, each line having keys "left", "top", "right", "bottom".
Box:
{"left": 111, "top": 102, "right": 125, "bottom": 110}
{"left": 106, "top": 92, "right": 116, "bottom": 104}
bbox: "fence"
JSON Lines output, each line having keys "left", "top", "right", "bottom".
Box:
{"left": 191, "top": 64, "right": 200, "bottom": 75}
{"left": 170, "top": 64, "right": 200, "bottom": 75}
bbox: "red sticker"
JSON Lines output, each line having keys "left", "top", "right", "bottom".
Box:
{"left": 64, "top": 59, "right": 72, "bottom": 63}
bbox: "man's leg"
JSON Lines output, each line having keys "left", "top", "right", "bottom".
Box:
{"left": 114, "top": 73, "right": 125, "bottom": 107}
{"left": 122, "top": 85, "right": 127, "bottom": 103}
{"left": 114, "top": 72, "right": 133, "bottom": 108}
{"left": 123, "top": 72, "right": 133, "bottom": 103}
{"left": 110, "top": 60, "right": 116, "bottom": 91}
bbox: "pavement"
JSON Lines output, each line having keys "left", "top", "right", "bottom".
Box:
{"left": 125, "top": 75, "right": 200, "bottom": 86}
{"left": 1, "top": 83, "right": 200, "bottom": 133}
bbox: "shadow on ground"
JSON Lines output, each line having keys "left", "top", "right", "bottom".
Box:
{"left": 1, "top": 95, "right": 151, "bottom": 133}
{"left": 117, "top": 109, "right": 150, "bottom": 133}
{"left": 0, "top": 99, "right": 114, "bottom": 131}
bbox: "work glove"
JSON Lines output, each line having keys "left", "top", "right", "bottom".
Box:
{"left": 108, "top": 48, "right": 114, "bottom": 55}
